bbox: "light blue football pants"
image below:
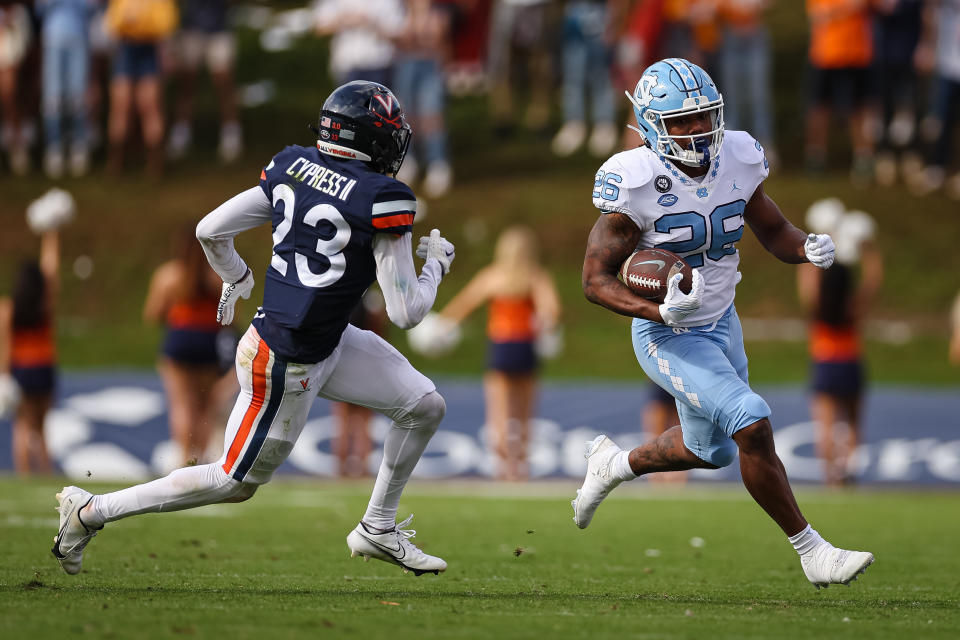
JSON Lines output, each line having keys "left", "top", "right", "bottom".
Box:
{"left": 632, "top": 304, "right": 771, "bottom": 467}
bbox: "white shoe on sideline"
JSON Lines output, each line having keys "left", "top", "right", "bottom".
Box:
{"left": 801, "top": 542, "right": 874, "bottom": 590}
{"left": 396, "top": 156, "right": 419, "bottom": 186}
{"left": 571, "top": 435, "right": 624, "bottom": 529}
{"left": 10, "top": 145, "right": 30, "bottom": 176}
{"left": 44, "top": 147, "right": 65, "bottom": 179}
{"left": 423, "top": 161, "right": 452, "bottom": 199}
{"left": 346, "top": 514, "right": 446, "bottom": 576}
{"left": 218, "top": 122, "right": 243, "bottom": 164}
{"left": 69, "top": 146, "right": 90, "bottom": 177}
{"left": 588, "top": 123, "right": 618, "bottom": 157}
{"left": 551, "top": 121, "right": 586, "bottom": 157}
{"left": 52, "top": 486, "right": 100, "bottom": 575}
{"left": 167, "top": 121, "right": 192, "bottom": 160}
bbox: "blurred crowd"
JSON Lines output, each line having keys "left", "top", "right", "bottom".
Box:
{"left": 0, "top": 0, "right": 242, "bottom": 179}
{"left": 0, "top": 1, "right": 958, "bottom": 198}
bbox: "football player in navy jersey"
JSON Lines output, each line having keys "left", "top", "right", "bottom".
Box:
{"left": 52, "top": 81, "right": 456, "bottom": 577}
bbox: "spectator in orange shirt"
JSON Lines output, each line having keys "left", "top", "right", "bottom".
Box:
{"left": 804, "top": 0, "right": 877, "bottom": 184}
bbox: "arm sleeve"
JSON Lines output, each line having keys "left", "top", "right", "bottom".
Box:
{"left": 373, "top": 232, "right": 444, "bottom": 329}
{"left": 195, "top": 186, "right": 273, "bottom": 284}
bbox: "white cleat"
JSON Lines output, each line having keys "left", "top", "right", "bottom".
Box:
{"left": 51, "top": 486, "right": 101, "bottom": 575}
{"left": 346, "top": 514, "right": 447, "bottom": 576}
{"left": 801, "top": 543, "right": 875, "bottom": 590}
{"left": 572, "top": 435, "right": 624, "bottom": 529}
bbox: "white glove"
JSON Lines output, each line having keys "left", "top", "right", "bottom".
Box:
{"left": 416, "top": 228, "right": 456, "bottom": 275}
{"left": 0, "top": 373, "right": 21, "bottom": 418}
{"left": 534, "top": 324, "right": 564, "bottom": 359}
{"left": 804, "top": 233, "right": 835, "bottom": 269}
{"left": 407, "top": 311, "right": 461, "bottom": 357}
{"left": 217, "top": 269, "right": 254, "bottom": 325}
{"left": 658, "top": 270, "right": 704, "bottom": 326}
{"left": 26, "top": 187, "right": 76, "bottom": 234}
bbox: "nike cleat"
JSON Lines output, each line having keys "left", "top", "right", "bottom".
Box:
{"left": 346, "top": 514, "right": 446, "bottom": 576}
{"left": 51, "top": 486, "right": 101, "bottom": 575}
{"left": 801, "top": 543, "right": 875, "bottom": 590}
{"left": 572, "top": 435, "right": 625, "bottom": 529}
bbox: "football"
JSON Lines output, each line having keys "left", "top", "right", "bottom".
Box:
{"left": 619, "top": 248, "right": 693, "bottom": 303}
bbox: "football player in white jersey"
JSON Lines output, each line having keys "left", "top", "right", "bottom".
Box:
{"left": 571, "top": 58, "right": 874, "bottom": 589}
{"left": 51, "top": 81, "right": 455, "bottom": 577}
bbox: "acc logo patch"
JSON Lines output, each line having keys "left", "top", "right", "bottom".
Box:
{"left": 657, "top": 194, "right": 678, "bottom": 207}
{"left": 654, "top": 175, "right": 672, "bottom": 193}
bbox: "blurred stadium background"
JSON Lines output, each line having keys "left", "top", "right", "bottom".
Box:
{"left": 0, "top": 0, "right": 957, "bottom": 480}
{"left": 2, "top": 2, "right": 960, "bottom": 637}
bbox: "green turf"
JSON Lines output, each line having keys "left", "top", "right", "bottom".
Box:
{"left": 1, "top": 478, "right": 957, "bottom": 638}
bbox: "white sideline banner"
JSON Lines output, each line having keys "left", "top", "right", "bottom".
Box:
{"left": 1, "top": 372, "right": 958, "bottom": 485}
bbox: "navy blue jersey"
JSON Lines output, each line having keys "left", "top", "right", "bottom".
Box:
{"left": 252, "top": 145, "right": 416, "bottom": 363}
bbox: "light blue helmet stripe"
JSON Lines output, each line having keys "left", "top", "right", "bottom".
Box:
{"left": 681, "top": 60, "right": 703, "bottom": 97}
{"left": 663, "top": 57, "right": 702, "bottom": 97}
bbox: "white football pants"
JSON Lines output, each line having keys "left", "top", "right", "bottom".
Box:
{"left": 90, "top": 324, "right": 442, "bottom": 531}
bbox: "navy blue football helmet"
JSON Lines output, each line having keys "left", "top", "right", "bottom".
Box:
{"left": 625, "top": 58, "right": 724, "bottom": 168}
{"left": 315, "top": 80, "right": 411, "bottom": 175}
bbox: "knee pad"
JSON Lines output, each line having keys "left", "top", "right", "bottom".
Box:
{"left": 221, "top": 483, "right": 258, "bottom": 503}
{"left": 395, "top": 390, "right": 445, "bottom": 433}
{"left": 167, "top": 463, "right": 248, "bottom": 505}
{"left": 729, "top": 392, "right": 771, "bottom": 434}
{"left": 708, "top": 440, "right": 739, "bottom": 468}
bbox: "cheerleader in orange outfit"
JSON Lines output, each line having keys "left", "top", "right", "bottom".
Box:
{"left": 435, "top": 226, "right": 561, "bottom": 481}
{"left": 144, "top": 227, "right": 237, "bottom": 467}
{"left": 0, "top": 227, "right": 62, "bottom": 474}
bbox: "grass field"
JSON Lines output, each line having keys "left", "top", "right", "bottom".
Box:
{"left": 2, "top": 478, "right": 958, "bottom": 639}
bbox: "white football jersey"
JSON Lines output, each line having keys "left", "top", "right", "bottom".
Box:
{"left": 592, "top": 130, "right": 769, "bottom": 327}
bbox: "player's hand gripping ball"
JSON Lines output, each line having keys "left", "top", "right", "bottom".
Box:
{"left": 619, "top": 248, "right": 692, "bottom": 303}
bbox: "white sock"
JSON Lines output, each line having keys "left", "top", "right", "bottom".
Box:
{"left": 85, "top": 463, "right": 241, "bottom": 528}
{"left": 362, "top": 394, "right": 443, "bottom": 531}
{"left": 788, "top": 524, "right": 828, "bottom": 556}
{"left": 611, "top": 450, "right": 637, "bottom": 482}
{"left": 362, "top": 425, "right": 436, "bottom": 530}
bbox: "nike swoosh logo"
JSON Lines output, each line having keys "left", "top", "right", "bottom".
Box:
{"left": 53, "top": 521, "right": 69, "bottom": 557}
{"left": 634, "top": 259, "right": 665, "bottom": 270}
{"left": 360, "top": 534, "right": 405, "bottom": 559}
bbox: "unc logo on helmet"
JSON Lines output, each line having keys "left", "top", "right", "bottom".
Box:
{"left": 634, "top": 74, "right": 665, "bottom": 108}
{"left": 625, "top": 58, "right": 724, "bottom": 169}
{"left": 313, "top": 80, "right": 412, "bottom": 176}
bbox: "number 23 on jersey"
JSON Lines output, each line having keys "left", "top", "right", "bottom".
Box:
{"left": 270, "top": 184, "right": 351, "bottom": 288}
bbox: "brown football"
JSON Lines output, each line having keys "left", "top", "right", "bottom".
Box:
{"left": 619, "top": 248, "right": 693, "bottom": 303}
